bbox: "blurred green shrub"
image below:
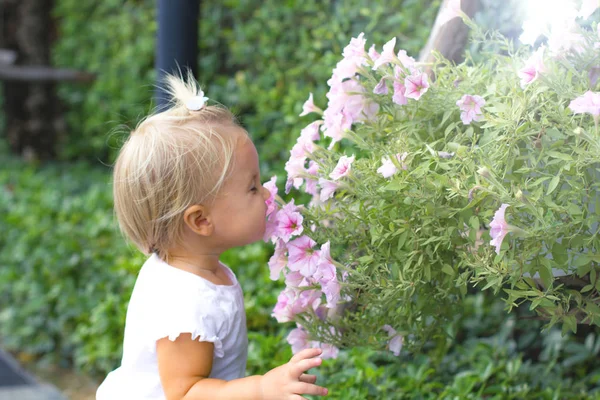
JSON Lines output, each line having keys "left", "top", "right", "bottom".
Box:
{"left": 52, "top": 0, "right": 440, "bottom": 178}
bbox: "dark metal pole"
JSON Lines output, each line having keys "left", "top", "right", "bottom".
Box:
{"left": 154, "top": 0, "right": 200, "bottom": 109}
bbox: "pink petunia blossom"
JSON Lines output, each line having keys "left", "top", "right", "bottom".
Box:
{"left": 314, "top": 242, "right": 336, "bottom": 283}
{"left": 397, "top": 50, "right": 416, "bottom": 71}
{"left": 276, "top": 200, "right": 304, "bottom": 242}
{"left": 287, "top": 235, "right": 321, "bottom": 277}
{"left": 299, "top": 93, "right": 323, "bottom": 117}
{"left": 404, "top": 71, "right": 429, "bottom": 100}
{"left": 284, "top": 155, "right": 306, "bottom": 194}
{"left": 342, "top": 32, "right": 367, "bottom": 60}
{"left": 456, "top": 94, "right": 485, "bottom": 125}
{"left": 377, "top": 153, "right": 408, "bottom": 178}
{"left": 285, "top": 270, "right": 306, "bottom": 287}
{"left": 373, "top": 77, "right": 388, "bottom": 95}
{"left": 489, "top": 203, "right": 510, "bottom": 255}
{"left": 287, "top": 326, "right": 310, "bottom": 354}
{"left": 264, "top": 176, "right": 278, "bottom": 217}
{"left": 268, "top": 239, "right": 288, "bottom": 281}
{"left": 392, "top": 82, "right": 408, "bottom": 105}
{"left": 568, "top": 91, "right": 600, "bottom": 116}
{"left": 382, "top": 325, "right": 403, "bottom": 356}
{"left": 341, "top": 81, "right": 380, "bottom": 123}
{"left": 318, "top": 178, "right": 339, "bottom": 202}
{"left": 291, "top": 121, "right": 322, "bottom": 159}
{"left": 317, "top": 342, "right": 339, "bottom": 359}
{"left": 330, "top": 154, "right": 355, "bottom": 180}
{"left": 272, "top": 288, "right": 297, "bottom": 322}
{"left": 322, "top": 280, "right": 341, "bottom": 308}
{"left": 296, "top": 288, "right": 322, "bottom": 312}
{"left": 263, "top": 210, "right": 279, "bottom": 243}
{"left": 304, "top": 161, "right": 319, "bottom": 196}
{"left": 437, "top": 0, "right": 462, "bottom": 27}
{"left": 322, "top": 109, "right": 352, "bottom": 150}
{"left": 372, "top": 37, "right": 397, "bottom": 70}
{"left": 518, "top": 46, "right": 545, "bottom": 87}
{"left": 368, "top": 44, "right": 380, "bottom": 62}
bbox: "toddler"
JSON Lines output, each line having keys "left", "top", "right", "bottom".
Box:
{"left": 96, "top": 73, "right": 328, "bottom": 400}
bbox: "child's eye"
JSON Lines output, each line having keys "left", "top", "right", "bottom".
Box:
{"left": 250, "top": 187, "right": 258, "bottom": 192}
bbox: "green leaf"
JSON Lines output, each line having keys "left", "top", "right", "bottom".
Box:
{"left": 441, "top": 264, "right": 455, "bottom": 276}
{"left": 546, "top": 151, "right": 573, "bottom": 161}
{"left": 547, "top": 174, "right": 560, "bottom": 195}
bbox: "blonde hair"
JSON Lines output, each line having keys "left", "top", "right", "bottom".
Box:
{"left": 113, "top": 72, "right": 245, "bottom": 259}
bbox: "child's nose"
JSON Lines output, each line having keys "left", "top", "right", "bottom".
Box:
{"left": 261, "top": 185, "right": 270, "bottom": 200}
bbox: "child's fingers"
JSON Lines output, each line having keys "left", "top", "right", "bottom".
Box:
{"left": 290, "top": 356, "right": 322, "bottom": 377}
{"left": 290, "top": 348, "right": 322, "bottom": 363}
{"left": 299, "top": 373, "right": 317, "bottom": 384}
{"left": 291, "top": 382, "right": 328, "bottom": 397}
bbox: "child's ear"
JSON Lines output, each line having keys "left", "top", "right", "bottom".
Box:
{"left": 183, "top": 205, "right": 214, "bottom": 237}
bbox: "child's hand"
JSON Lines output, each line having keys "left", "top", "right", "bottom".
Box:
{"left": 259, "top": 348, "right": 328, "bottom": 399}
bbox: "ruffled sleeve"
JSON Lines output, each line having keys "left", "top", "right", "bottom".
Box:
{"left": 148, "top": 288, "right": 225, "bottom": 358}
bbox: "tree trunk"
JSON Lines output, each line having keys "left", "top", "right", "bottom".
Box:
{"left": 418, "top": 0, "right": 480, "bottom": 66}
{"left": 1, "top": 0, "right": 62, "bottom": 160}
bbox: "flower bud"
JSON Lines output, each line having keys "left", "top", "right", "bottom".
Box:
{"left": 477, "top": 167, "right": 491, "bottom": 179}
{"left": 515, "top": 189, "right": 525, "bottom": 202}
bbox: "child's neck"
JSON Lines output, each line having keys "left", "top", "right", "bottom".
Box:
{"left": 166, "top": 248, "right": 222, "bottom": 275}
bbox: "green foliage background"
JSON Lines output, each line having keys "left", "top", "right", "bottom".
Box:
{"left": 0, "top": 0, "right": 599, "bottom": 398}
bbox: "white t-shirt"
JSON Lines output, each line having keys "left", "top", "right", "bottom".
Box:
{"left": 96, "top": 253, "right": 248, "bottom": 400}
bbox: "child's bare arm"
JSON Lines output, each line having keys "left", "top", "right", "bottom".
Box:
{"left": 157, "top": 334, "right": 328, "bottom": 400}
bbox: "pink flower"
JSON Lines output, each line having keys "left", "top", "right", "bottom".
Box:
{"left": 456, "top": 94, "right": 485, "bottom": 125}
{"left": 392, "top": 82, "right": 408, "bottom": 105}
{"left": 569, "top": 91, "right": 600, "bottom": 116}
{"left": 317, "top": 343, "right": 339, "bottom": 359}
{"left": 322, "top": 280, "right": 341, "bottom": 308}
{"left": 397, "top": 50, "right": 415, "bottom": 71}
{"left": 373, "top": 78, "right": 388, "bottom": 95}
{"left": 264, "top": 176, "right": 278, "bottom": 217}
{"left": 437, "top": 0, "right": 462, "bottom": 26}
{"left": 284, "top": 156, "right": 306, "bottom": 194}
{"left": 372, "top": 37, "right": 397, "bottom": 70}
{"left": 404, "top": 71, "right": 429, "bottom": 100}
{"left": 268, "top": 240, "right": 288, "bottom": 280}
{"left": 300, "top": 120, "right": 322, "bottom": 141}
{"left": 368, "top": 44, "right": 380, "bottom": 62}
{"left": 288, "top": 235, "right": 321, "bottom": 277}
{"left": 322, "top": 109, "right": 352, "bottom": 149}
{"left": 272, "top": 288, "right": 297, "bottom": 322}
{"left": 518, "top": 46, "right": 545, "bottom": 87}
{"left": 341, "top": 81, "right": 379, "bottom": 123}
{"left": 318, "top": 178, "right": 339, "bottom": 202}
{"left": 287, "top": 327, "right": 310, "bottom": 354}
{"left": 314, "top": 242, "right": 336, "bottom": 283}
{"left": 276, "top": 200, "right": 304, "bottom": 242}
{"left": 330, "top": 154, "right": 355, "bottom": 180}
{"left": 304, "top": 161, "right": 319, "bottom": 196}
{"left": 342, "top": 32, "right": 367, "bottom": 60}
{"left": 382, "top": 325, "right": 403, "bottom": 356}
{"left": 489, "top": 203, "right": 510, "bottom": 255}
{"left": 264, "top": 211, "right": 279, "bottom": 243}
{"left": 285, "top": 270, "right": 305, "bottom": 287}
{"left": 299, "top": 93, "right": 323, "bottom": 116}
{"left": 296, "top": 288, "right": 322, "bottom": 312}
{"left": 377, "top": 153, "right": 408, "bottom": 178}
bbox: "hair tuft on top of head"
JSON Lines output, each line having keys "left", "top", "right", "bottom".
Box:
{"left": 163, "top": 69, "right": 204, "bottom": 110}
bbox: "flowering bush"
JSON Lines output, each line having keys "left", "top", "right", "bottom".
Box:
{"left": 264, "top": 1, "right": 600, "bottom": 357}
